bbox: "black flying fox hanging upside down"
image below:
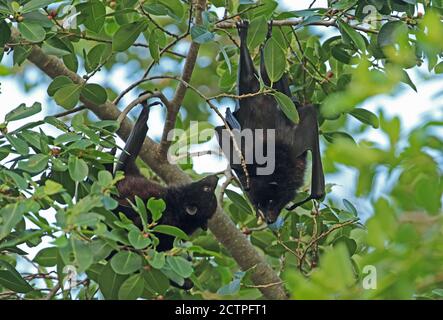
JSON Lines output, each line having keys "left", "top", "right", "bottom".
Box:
{"left": 110, "top": 100, "right": 219, "bottom": 252}
{"left": 216, "top": 21, "right": 325, "bottom": 224}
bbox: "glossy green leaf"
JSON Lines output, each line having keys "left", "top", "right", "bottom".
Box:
{"left": 274, "top": 92, "right": 299, "bottom": 124}
{"left": 47, "top": 76, "right": 73, "bottom": 96}
{"left": 98, "top": 263, "right": 128, "bottom": 299}
{"left": 68, "top": 156, "right": 89, "bottom": 182}
{"left": 112, "top": 20, "right": 148, "bottom": 52}
{"left": 337, "top": 20, "right": 366, "bottom": 52}
{"left": 118, "top": 273, "right": 144, "bottom": 300}
{"left": 33, "top": 247, "right": 58, "bottom": 267}
{"left": 18, "top": 21, "right": 46, "bottom": 42}
{"left": 225, "top": 189, "right": 253, "bottom": 215}
{"left": 54, "top": 84, "right": 82, "bottom": 109}
{"left": 5, "top": 102, "right": 41, "bottom": 122}
{"left": 128, "top": 229, "right": 151, "bottom": 249}
{"left": 153, "top": 225, "right": 189, "bottom": 241}
{"left": 142, "top": 269, "right": 169, "bottom": 294}
{"left": 191, "top": 25, "right": 214, "bottom": 44}
{"left": 18, "top": 154, "right": 49, "bottom": 173}
{"left": 110, "top": 251, "right": 142, "bottom": 275}
{"left": 22, "top": 0, "right": 57, "bottom": 13}
{"left": 147, "top": 198, "right": 166, "bottom": 222}
{"left": 350, "top": 108, "right": 379, "bottom": 128}
{"left": 81, "top": 83, "right": 108, "bottom": 105}
{"left": 0, "top": 261, "right": 33, "bottom": 293}
{"left": 166, "top": 255, "right": 193, "bottom": 278}
{"left": 264, "top": 37, "right": 286, "bottom": 83}
{"left": 247, "top": 17, "right": 267, "bottom": 49}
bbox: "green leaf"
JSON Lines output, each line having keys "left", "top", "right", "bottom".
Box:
{"left": 191, "top": 25, "right": 214, "bottom": 44}
{"left": 218, "top": 44, "right": 232, "bottom": 74}
{"left": 18, "top": 21, "right": 46, "bottom": 42}
{"left": 263, "top": 37, "right": 286, "bottom": 83}
{"left": 5, "top": 134, "right": 29, "bottom": 155}
{"left": 166, "top": 256, "right": 193, "bottom": 278}
{"left": 70, "top": 239, "right": 94, "bottom": 273}
{"left": 13, "top": 45, "right": 32, "bottom": 66}
{"left": 47, "top": 76, "right": 73, "bottom": 96}
{"left": 147, "top": 198, "right": 166, "bottom": 222}
{"left": 128, "top": 229, "right": 151, "bottom": 249}
{"left": 331, "top": 46, "right": 352, "bottom": 64}
{"left": 142, "top": 268, "right": 169, "bottom": 294}
{"left": 349, "top": 108, "right": 379, "bottom": 128}
{"left": 0, "top": 202, "right": 29, "bottom": 240}
{"left": 274, "top": 92, "right": 299, "bottom": 124}
{"left": 54, "top": 83, "right": 82, "bottom": 109}
{"left": 343, "top": 199, "right": 358, "bottom": 216}
{"left": 98, "top": 263, "right": 128, "bottom": 299}
{"left": 322, "top": 131, "right": 356, "bottom": 144}
{"left": 158, "top": 0, "right": 184, "bottom": 20}
{"left": 247, "top": 17, "right": 267, "bottom": 49}
{"left": 147, "top": 249, "right": 165, "bottom": 269}
{"left": 118, "top": 273, "right": 144, "bottom": 300}
{"left": 98, "top": 170, "right": 113, "bottom": 186}
{"left": 110, "top": 251, "right": 142, "bottom": 275}
{"left": 400, "top": 69, "right": 417, "bottom": 92}
{"left": 22, "top": 0, "right": 57, "bottom": 13}
{"left": 337, "top": 20, "right": 366, "bottom": 52}
{"left": 68, "top": 155, "right": 89, "bottom": 182}
{"left": 0, "top": 20, "right": 11, "bottom": 47}
{"left": 148, "top": 29, "right": 160, "bottom": 62}
{"left": 90, "top": 239, "right": 114, "bottom": 262}
{"left": 81, "top": 0, "right": 106, "bottom": 33}
{"left": 153, "top": 225, "right": 189, "bottom": 241}
{"left": 2, "top": 171, "right": 28, "bottom": 190}
{"left": 5, "top": 102, "right": 41, "bottom": 122}
{"left": 378, "top": 21, "right": 408, "bottom": 48}
{"left": 86, "top": 44, "right": 111, "bottom": 72}
{"left": 225, "top": 189, "right": 252, "bottom": 215}
{"left": 435, "top": 61, "right": 443, "bottom": 74}
{"left": 135, "top": 196, "right": 148, "bottom": 227}
{"left": 63, "top": 53, "right": 78, "bottom": 72}
{"left": 33, "top": 247, "right": 58, "bottom": 267}
{"left": 333, "top": 236, "right": 357, "bottom": 256}
{"left": 112, "top": 20, "right": 148, "bottom": 52}
{"left": 18, "top": 154, "right": 49, "bottom": 173}
{"left": 81, "top": 83, "right": 108, "bottom": 105}
{"left": 217, "top": 279, "right": 241, "bottom": 295}
{"left": 0, "top": 260, "right": 33, "bottom": 293}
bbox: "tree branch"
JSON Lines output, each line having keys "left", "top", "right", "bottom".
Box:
{"left": 11, "top": 0, "right": 288, "bottom": 300}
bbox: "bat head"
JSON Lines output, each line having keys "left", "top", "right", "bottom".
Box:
{"left": 172, "top": 175, "right": 219, "bottom": 230}
{"left": 245, "top": 175, "right": 298, "bottom": 224}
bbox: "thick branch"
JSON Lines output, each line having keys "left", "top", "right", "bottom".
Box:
{"left": 11, "top": 5, "right": 287, "bottom": 300}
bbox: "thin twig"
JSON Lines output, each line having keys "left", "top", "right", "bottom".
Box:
{"left": 244, "top": 281, "right": 283, "bottom": 289}
{"left": 140, "top": 5, "right": 180, "bottom": 39}
{"left": 216, "top": 18, "right": 378, "bottom": 34}
{"left": 298, "top": 219, "right": 359, "bottom": 271}
{"left": 50, "top": 106, "right": 87, "bottom": 118}
{"left": 43, "top": 282, "right": 61, "bottom": 300}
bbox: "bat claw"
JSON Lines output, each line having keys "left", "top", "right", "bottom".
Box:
{"left": 236, "top": 20, "right": 249, "bottom": 38}
{"left": 236, "top": 19, "right": 249, "bottom": 29}
{"left": 266, "top": 20, "right": 273, "bottom": 40}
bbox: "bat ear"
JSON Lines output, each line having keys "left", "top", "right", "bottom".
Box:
{"left": 199, "top": 175, "right": 219, "bottom": 191}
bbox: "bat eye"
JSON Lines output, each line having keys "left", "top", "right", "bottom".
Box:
{"left": 203, "top": 185, "right": 212, "bottom": 192}
{"left": 269, "top": 182, "right": 278, "bottom": 189}
{"left": 185, "top": 205, "right": 198, "bottom": 215}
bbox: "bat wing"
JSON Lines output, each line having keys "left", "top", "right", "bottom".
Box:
{"left": 287, "top": 104, "right": 325, "bottom": 208}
